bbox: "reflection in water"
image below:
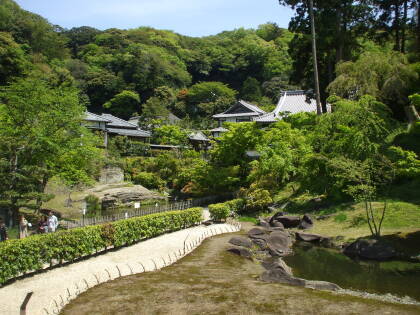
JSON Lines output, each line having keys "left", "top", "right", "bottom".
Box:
{"left": 284, "top": 242, "right": 420, "bottom": 301}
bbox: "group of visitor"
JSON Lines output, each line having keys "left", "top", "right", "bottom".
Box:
{"left": 0, "top": 211, "right": 58, "bottom": 242}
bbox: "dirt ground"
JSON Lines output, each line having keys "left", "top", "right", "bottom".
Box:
{"left": 61, "top": 224, "right": 420, "bottom": 315}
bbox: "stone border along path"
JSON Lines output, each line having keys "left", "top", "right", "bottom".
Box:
{"left": 0, "top": 214, "right": 241, "bottom": 315}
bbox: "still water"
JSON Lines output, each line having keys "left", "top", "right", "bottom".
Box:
{"left": 284, "top": 242, "right": 420, "bottom": 301}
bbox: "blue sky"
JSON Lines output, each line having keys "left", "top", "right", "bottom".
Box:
{"left": 15, "top": 0, "right": 294, "bottom": 37}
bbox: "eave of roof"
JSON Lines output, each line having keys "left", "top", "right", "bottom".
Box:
{"left": 85, "top": 112, "right": 111, "bottom": 123}
{"left": 106, "top": 128, "right": 151, "bottom": 138}
{"left": 102, "top": 114, "right": 138, "bottom": 128}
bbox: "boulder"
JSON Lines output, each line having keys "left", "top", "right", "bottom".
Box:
{"left": 343, "top": 238, "right": 397, "bottom": 261}
{"left": 266, "top": 231, "right": 292, "bottom": 257}
{"left": 296, "top": 232, "right": 323, "bottom": 242}
{"left": 269, "top": 211, "right": 288, "bottom": 224}
{"left": 228, "top": 236, "right": 253, "bottom": 248}
{"left": 260, "top": 269, "right": 305, "bottom": 286}
{"left": 203, "top": 220, "right": 213, "bottom": 226}
{"left": 305, "top": 280, "right": 341, "bottom": 291}
{"left": 298, "top": 214, "right": 314, "bottom": 230}
{"left": 271, "top": 221, "right": 285, "bottom": 229}
{"left": 258, "top": 218, "right": 271, "bottom": 229}
{"left": 275, "top": 216, "right": 301, "bottom": 228}
{"left": 251, "top": 238, "right": 267, "bottom": 249}
{"left": 248, "top": 227, "right": 268, "bottom": 238}
{"left": 262, "top": 258, "right": 293, "bottom": 275}
{"left": 227, "top": 247, "right": 252, "bottom": 259}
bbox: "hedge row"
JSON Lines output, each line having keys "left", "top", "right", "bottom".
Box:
{"left": 208, "top": 199, "right": 245, "bottom": 221}
{"left": 0, "top": 207, "right": 203, "bottom": 285}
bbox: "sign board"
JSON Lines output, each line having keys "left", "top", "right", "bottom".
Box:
{"left": 134, "top": 202, "right": 140, "bottom": 209}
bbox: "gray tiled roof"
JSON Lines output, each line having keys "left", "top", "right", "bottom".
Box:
{"left": 254, "top": 90, "right": 330, "bottom": 123}
{"left": 209, "top": 127, "right": 229, "bottom": 132}
{"left": 213, "top": 100, "right": 265, "bottom": 118}
{"left": 106, "top": 128, "right": 151, "bottom": 138}
{"left": 85, "top": 112, "right": 111, "bottom": 123}
{"left": 102, "top": 114, "right": 138, "bottom": 129}
{"left": 189, "top": 131, "right": 210, "bottom": 142}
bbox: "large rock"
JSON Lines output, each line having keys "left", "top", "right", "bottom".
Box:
{"left": 298, "top": 214, "right": 314, "bottom": 230}
{"left": 248, "top": 227, "right": 268, "bottom": 238}
{"left": 229, "top": 237, "right": 253, "bottom": 248}
{"left": 275, "top": 216, "right": 301, "bottom": 228}
{"left": 266, "top": 231, "right": 292, "bottom": 257}
{"left": 262, "top": 258, "right": 292, "bottom": 275}
{"left": 295, "top": 232, "right": 323, "bottom": 242}
{"left": 343, "top": 238, "right": 397, "bottom": 261}
{"left": 251, "top": 237, "right": 268, "bottom": 249}
{"left": 305, "top": 280, "right": 341, "bottom": 291}
{"left": 227, "top": 247, "right": 252, "bottom": 259}
{"left": 271, "top": 221, "right": 285, "bottom": 229}
{"left": 269, "top": 211, "right": 288, "bottom": 224}
{"left": 257, "top": 218, "right": 271, "bottom": 229}
{"left": 99, "top": 166, "right": 124, "bottom": 184}
{"left": 260, "top": 269, "right": 305, "bottom": 286}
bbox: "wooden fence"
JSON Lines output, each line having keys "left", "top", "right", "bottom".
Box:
{"left": 62, "top": 193, "right": 234, "bottom": 229}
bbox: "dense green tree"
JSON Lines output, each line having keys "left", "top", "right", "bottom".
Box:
{"left": 0, "top": 32, "right": 28, "bottom": 84}
{"left": 104, "top": 90, "right": 141, "bottom": 119}
{"left": 152, "top": 125, "right": 188, "bottom": 146}
{"left": 241, "top": 77, "right": 262, "bottom": 102}
{"left": 0, "top": 74, "right": 100, "bottom": 223}
{"left": 186, "top": 81, "right": 237, "bottom": 116}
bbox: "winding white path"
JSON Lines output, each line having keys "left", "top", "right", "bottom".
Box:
{"left": 0, "top": 217, "right": 240, "bottom": 315}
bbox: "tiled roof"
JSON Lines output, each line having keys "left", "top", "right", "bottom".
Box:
{"left": 85, "top": 112, "right": 111, "bottom": 123}
{"left": 102, "top": 114, "right": 138, "bottom": 129}
{"left": 209, "top": 127, "right": 229, "bottom": 132}
{"left": 106, "top": 128, "right": 151, "bottom": 138}
{"left": 189, "top": 131, "right": 210, "bottom": 142}
{"left": 213, "top": 100, "right": 266, "bottom": 118}
{"left": 254, "top": 90, "right": 331, "bottom": 123}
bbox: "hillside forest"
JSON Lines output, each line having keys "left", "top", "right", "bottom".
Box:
{"left": 0, "top": 0, "right": 419, "bottom": 233}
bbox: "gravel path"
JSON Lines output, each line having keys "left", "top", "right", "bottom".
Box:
{"left": 0, "top": 216, "right": 239, "bottom": 315}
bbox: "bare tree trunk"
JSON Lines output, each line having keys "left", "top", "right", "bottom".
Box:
{"left": 309, "top": 0, "right": 323, "bottom": 115}
{"left": 404, "top": 105, "right": 420, "bottom": 124}
{"left": 401, "top": 0, "right": 408, "bottom": 53}
{"left": 394, "top": 3, "right": 401, "bottom": 52}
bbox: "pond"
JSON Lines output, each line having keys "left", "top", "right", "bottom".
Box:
{"left": 283, "top": 242, "right": 420, "bottom": 301}
{"left": 61, "top": 229, "right": 420, "bottom": 314}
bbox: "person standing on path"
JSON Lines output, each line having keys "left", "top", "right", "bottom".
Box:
{"left": 0, "top": 218, "right": 8, "bottom": 241}
{"left": 19, "top": 215, "right": 29, "bottom": 239}
{"left": 47, "top": 211, "right": 58, "bottom": 232}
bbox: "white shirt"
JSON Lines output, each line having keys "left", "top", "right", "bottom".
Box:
{"left": 48, "top": 215, "right": 58, "bottom": 232}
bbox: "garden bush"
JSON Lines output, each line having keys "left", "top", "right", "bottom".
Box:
{"left": 225, "top": 198, "right": 246, "bottom": 214}
{"left": 208, "top": 203, "right": 231, "bottom": 221}
{"left": 132, "top": 171, "right": 166, "bottom": 190}
{"left": 0, "top": 207, "right": 202, "bottom": 285}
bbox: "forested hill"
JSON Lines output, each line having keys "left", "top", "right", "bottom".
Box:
{"left": 0, "top": 0, "right": 294, "bottom": 122}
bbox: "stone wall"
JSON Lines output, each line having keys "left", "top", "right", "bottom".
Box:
{"left": 99, "top": 166, "right": 124, "bottom": 184}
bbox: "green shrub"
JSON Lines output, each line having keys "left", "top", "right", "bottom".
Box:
{"left": 0, "top": 207, "right": 202, "bottom": 285}
{"left": 225, "top": 198, "right": 246, "bottom": 214}
{"left": 208, "top": 203, "right": 230, "bottom": 222}
{"left": 132, "top": 172, "right": 166, "bottom": 190}
{"left": 85, "top": 194, "right": 101, "bottom": 218}
{"left": 350, "top": 214, "right": 367, "bottom": 227}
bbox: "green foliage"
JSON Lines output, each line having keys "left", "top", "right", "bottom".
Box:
{"left": 0, "top": 32, "right": 29, "bottom": 84}
{"left": 387, "top": 146, "right": 420, "bottom": 179}
{"left": 85, "top": 194, "right": 101, "bottom": 218}
{"left": 104, "top": 90, "right": 141, "bottom": 119}
{"left": 132, "top": 172, "right": 165, "bottom": 191}
{"left": 153, "top": 124, "right": 188, "bottom": 146}
{"left": 208, "top": 203, "right": 231, "bottom": 222}
{"left": 241, "top": 77, "right": 262, "bottom": 102}
{"left": 244, "top": 188, "right": 273, "bottom": 212}
{"left": 0, "top": 207, "right": 203, "bottom": 284}
{"left": 186, "top": 81, "right": 237, "bottom": 116}
{"left": 225, "top": 199, "right": 246, "bottom": 214}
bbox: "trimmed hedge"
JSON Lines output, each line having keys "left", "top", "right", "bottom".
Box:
{"left": 0, "top": 207, "right": 202, "bottom": 285}
{"left": 208, "top": 199, "right": 245, "bottom": 221}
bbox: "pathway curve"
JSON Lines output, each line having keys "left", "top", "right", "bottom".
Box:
{"left": 0, "top": 214, "right": 240, "bottom": 315}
